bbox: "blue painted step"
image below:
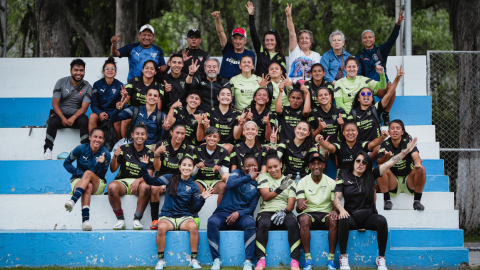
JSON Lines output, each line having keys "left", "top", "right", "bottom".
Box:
{"left": 0, "top": 96, "right": 431, "bottom": 128}
{"left": 0, "top": 160, "right": 448, "bottom": 194}
{"left": 0, "top": 230, "right": 467, "bottom": 269}
{"left": 389, "top": 229, "right": 464, "bottom": 248}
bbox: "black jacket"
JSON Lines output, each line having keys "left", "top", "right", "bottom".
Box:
{"left": 189, "top": 74, "right": 231, "bottom": 112}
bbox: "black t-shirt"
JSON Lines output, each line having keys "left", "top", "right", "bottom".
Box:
{"left": 207, "top": 106, "right": 240, "bottom": 144}
{"left": 163, "top": 73, "right": 189, "bottom": 112}
{"left": 126, "top": 76, "right": 164, "bottom": 107}
{"left": 277, "top": 106, "right": 306, "bottom": 142}
{"left": 179, "top": 47, "right": 210, "bottom": 77}
{"left": 155, "top": 139, "right": 194, "bottom": 176}
{"left": 333, "top": 141, "right": 370, "bottom": 171}
{"left": 193, "top": 144, "right": 230, "bottom": 181}
{"left": 334, "top": 167, "right": 381, "bottom": 212}
{"left": 115, "top": 144, "right": 154, "bottom": 179}
{"left": 304, "top": 79, "right": 334, "bottom": 108}
{"left": 243, "top": 105, "right": 276, "bottom": 145}
{"left": 277, "top": 139, "right": 318, "bottom": 178}
{"left": 348, "top": 101, "right": 384, "bottom": 142}
{"left": 190, "top": 74, "right": 231, "bottom": 113}
{"left": 378, "top": 137, "right": 419, "bottom": 176}
{"left": 172, "top": 106, "right": 202, "bottom": 146}
{"left": 308, "top": 105, "right": 346, "bottom": 144}
{"left": 229, "top": 142, "right": 267, "bottom": 169}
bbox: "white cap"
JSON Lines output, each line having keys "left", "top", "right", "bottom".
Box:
{"left": 139, "top": 24, "right": 154, "bottom": 35}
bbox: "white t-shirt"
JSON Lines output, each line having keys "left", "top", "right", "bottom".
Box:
{"left": 287, "top": 44, "right": 321, "bottom": 82}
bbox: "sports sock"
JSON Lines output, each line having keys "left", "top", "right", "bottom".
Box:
{"left": 383, "top": 192, "right": 391, "bottom": 201}
{"left": 134, "top": 211, "right": 143, "bottom": 220}
{"left": 71, "top": 187, "right": 85, "bottom": 203}
{"left": 150, "top": 201, "right": 160, "bottom": 221}
{"left": 328, "top": 253, "right": 335, "bottom": 261}
{"left": 158, "top": 252, "right": 164, "bottom": 260}
{"left": 414, "top": 192, "right": 422, "bottom": 201}
{"left": 114, "top": 208, "right": 124, "bottom": 220}
{"left": 305, "top": 253, "right": 312, "bottom": 260}
{"left": 82, "top": 206, "right": 90, "bottom": 222}
{"left": 191, "top": 252, "right": 197, "bottom": 260}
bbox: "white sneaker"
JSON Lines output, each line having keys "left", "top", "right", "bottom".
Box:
{"left": 113, "top": 220, "right": 126, "bottom": 230}
{"left": 190, "top": 259, "right": 202, "bottom": 269}
{"left": 211, "top": 258, "right": 221, "bottom": 270}
{"left": 376, "top": 257, "right": 388, "bottom": 270}
{"left": 64, "top": 200, "right": 75, "bottom": 212}
{"left": 339, "top": 256, "right": 350, "bottom": 270}
{"left": 155, "top": 259, "right": 166, "bottom": 270}
{"left": 133, "top": 219, "right": 143, "bottom": 230}
{"left": 44, "top": 148, "right": 52, "bottom": 160}
{"left": 82, "top": 220, "right": 92, "bottom": 231}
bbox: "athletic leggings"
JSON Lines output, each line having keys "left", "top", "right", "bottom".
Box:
{"left": 255, "top": 212, "right": 301, "bottom": 261}
{"left": 338, "top": 210, "right": 388, "bottom": 256}
{"left": 45, "top": 113, "right": 89, "bottom": 151}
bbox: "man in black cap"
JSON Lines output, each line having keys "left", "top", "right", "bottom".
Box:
{"left": 179, "top": 29, "right": 210, "bottom": 77}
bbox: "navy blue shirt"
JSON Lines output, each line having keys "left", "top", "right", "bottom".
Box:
{"left": 141, "top": 164, "right": 206, "bottom": 218}
{"left": 64, "top": 143, "right": 111, "bottom": 180}
{"left": 220, "top": 41, "right": 256, "bottom": 79}
{"left": 111, "top": 105, "right": 165, "bottom": 145}
{"left": 91, "top": 78, "right": 124, "bottom": 118}
{"left": 118, "top": 43, "right": 167, "bottom": 82}
{"left": 214, "top": 169, "right": 260, "bottom": 217}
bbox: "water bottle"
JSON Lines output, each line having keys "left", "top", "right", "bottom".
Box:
{"left": 295, "top": 172, "right": 301, "bottom": 183}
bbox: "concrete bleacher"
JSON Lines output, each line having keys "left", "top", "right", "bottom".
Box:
{"left": 0, "top": 56, "right": 469, "bottom": 269}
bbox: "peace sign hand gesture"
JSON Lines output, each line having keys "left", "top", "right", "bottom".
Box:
{"left": 396, "top": 10, "right": 406, "bottom": 26}
{"left": 395, "top": 65, "right": 405, "bottom": 81}
{"left": 162, "top": 115, "right": 171, "bottom": 130}
{"left": 246, "top": 108, "right": 254, "bottom": 121}
{"left": 285, "top": 3, "right": 292, "bottom": 18}
{"left": 188, "top": 59, "right": 200, "bottom": 75}
{"left": 270, "top": 127, "right": 278, "bottom": 143}
{"left": 202, "top": 113, "right": 210, "bottom": 129}
{"left": 238, "top": 111, "right": 248, "bottom": 126}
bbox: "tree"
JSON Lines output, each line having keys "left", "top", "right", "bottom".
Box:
{"left": 115, "top": 0, "right": 137, "bottom": 48}
{"left": 34, "top": 0, "right": 70, "bottom": 57}
{"left": 254, "top": 0, "right": 272, "bottom": 36}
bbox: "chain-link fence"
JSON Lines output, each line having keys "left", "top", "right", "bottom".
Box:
{"left": 427, "top": 51, "right": 480, "bottom": 241}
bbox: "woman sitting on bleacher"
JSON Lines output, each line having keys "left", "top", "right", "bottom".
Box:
{"left": 88, "top": 57, "right": 124, "bottom": 141}
{"left": 333, "top": 138, "right": 418, "bottom": 270}
{"left": 63, "top": 128, "right": 111, "bottom": 231}
{"left": 377, "top": 120, "right": 426, "bottom": 211}
{"left": 141, "top": 155, "right": 213, "bottom": 270}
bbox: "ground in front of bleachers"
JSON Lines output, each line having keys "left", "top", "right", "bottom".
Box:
{"left": 7, "top": 267, "right": 480, "bottom": 270}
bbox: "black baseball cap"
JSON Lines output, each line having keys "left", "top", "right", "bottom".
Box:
{"left": 188, "top": 29, "right": 201, "bottom": 38}
{"left": 308, "top": 152, "right": 325, "bottom": 163}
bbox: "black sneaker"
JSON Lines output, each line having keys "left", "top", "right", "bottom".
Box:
{"left": 413, "top": 200, "right": 425, "bottom": 211}
{"left": 382, "top": 113, "right": 390, "bottom": 127}
{"left": 384, "top": 200, "right": 393, "bottom": 210}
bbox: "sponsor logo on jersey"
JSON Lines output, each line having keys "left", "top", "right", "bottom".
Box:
{"left": 191, "top": 119, "right": 197, "bottom": 124}
{"left": 227, "top": 118, "right": 232, "bottom": 122}
{"left": 139, "top": 113, "right": 144, "bottom": 117}
{"left": 367, "top": 111, "right": 371, "bottom": 116}
{"left": 201, "top": 82, "right": 206, "bottom": 86}
{"left": 82, "top": 156, "right": 88, "bottom": 161}
{"left": 296, "top": 111, "right": 301, "bottom": 115}
{"left": 348, "top": 181, "right": 353, "bottom": 184}
{"left": 332, "top": 115, "right": 337, "bottom": 120}
{"left": 250, "top": 184, "right": 256, "bottom": 190}
{"left": 152, "top": 115, "right": 156, "bottom": 121}
{"left": 126, "top": 154, "right": 132, "bottom": 159}
{"left": 100, "top": 89, "right": 106, "bottom": 93}
{"left": 301, "top": 151, "right": 307, "bottom": 156}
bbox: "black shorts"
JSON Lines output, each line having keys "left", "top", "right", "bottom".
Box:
{"left": 300, "top": 212, "right": 329, "bottom": 230}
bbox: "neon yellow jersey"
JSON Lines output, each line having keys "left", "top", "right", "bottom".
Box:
{"left": 296, "top": 173, "right": 336, "bottom": 213}
{"left": 270, "top": 81, "right": 291, "bottom": 112}
{"left": 257, "top": 173, "right": 296, "bottom": 213}
{"left": 230, "top": 74, "right": 262, "bottom": 111}
{"left": 333, "top": 74, "right": 385, "bottom": 113}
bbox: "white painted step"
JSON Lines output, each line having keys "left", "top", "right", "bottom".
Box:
{"left": 416, "top": 142, "right": 439, "bottom": 159}
{"left": 380, "top": 125, "right": 436, "bottom": 142}
{"left": 376, "top": 192, "right": 453, "bottom": 210}
{"left": 0, "top": 194, "right": 458, "bottom": 230}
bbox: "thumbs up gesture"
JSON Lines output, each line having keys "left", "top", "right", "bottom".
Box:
{"left": 98, "top": 152, "right": 106, "bottom": 163}
{"left": 337, "top": 113, "right": 344, "bottom": 125}
{"left": 164, "top": 80, "right": 172, "bottom": 92}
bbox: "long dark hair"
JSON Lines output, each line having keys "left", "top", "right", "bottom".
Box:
{"left": 167, "top": 156, "right": 195, "bottom": 197}
{"left": 249, "top": 87, "right": 272, "bottom": 112}
{"left": 239, "top": 55, "right": 255, "bottom": 74}
{"left": 296, "top": 121, "right": 316, "bottom": 151}
{"left": 141, "top": 60, "right": 162, "bottom": 83}
{"left": 348, "top": 151, "right": 375, "bottom": 209}
{"left": 339, "top": 121, "right": 358, "bottom": 142}
{"left": 263, "top": 29, "right": 285, "bottom": 59}
{"left": 389, "top": 119, "right": 411, "bottom": 139}
{"left": 351, "top": 87, "right": 373, "bottom": 111}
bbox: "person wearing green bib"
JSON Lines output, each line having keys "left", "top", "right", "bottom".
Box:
{"left": 266, "top": 62, "right": 292, "bottom": 112}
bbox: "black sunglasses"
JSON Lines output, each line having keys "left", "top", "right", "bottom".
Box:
{"left": 355, "top": 159, "right": 368, "bottom": 165}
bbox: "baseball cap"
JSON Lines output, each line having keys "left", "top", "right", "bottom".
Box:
{"left": 139, "top": 24, "right": 155, "bottom": 34}
{"left": 188, "top": 29, "right": 201, "bottom": 38}
{"left": 232, "top": 28, "right": 247, "bottom": 38}
{"left": 308, "top": 152, "right": 325, "bottom": 163}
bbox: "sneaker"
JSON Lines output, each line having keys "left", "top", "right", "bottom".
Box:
{"left": 243, "top": 260, "right": 254, "bottom": 270}
{"left": 290, "top": 259, "right": 300, "bottom": 270}
{"left": 44, "top": 148, "right": 52, "bottom": 160}
{"left": 64, "top": 200, "right": 75, "bottom": 212}
{"left": 57, "top": 152, "right": 69, "bottom": 160}
{"left": 376, "top": 257, "right": 388, "bottom": 270}
{"left": 413, "top": 200, "right": 425, "bottom": 211}
{"left": 327, "top": 259, "right": 337, "bottom": 270}
{"left": 151, "top": 220, "right": 159, "bottom": 230}
{"left": 113, "top": 220, "right": 126, "bottom": 230}
{"left": 382, "top": 113, "right": 390, "bottom": 127}
{"left": 155, "top": 259, "right": 166, "bottom": 270}
{"left": 339, "top": 256, "right": 350, "bottom": 270}
{"left": 211, "top": 258, "right": 221, "bottom": 270}
{"left": 303, "top": 259, "right": 312, "bottom": 270}
{"left": 82, "top": 220, "right": 92, "bottom": 231}
{"left": 255, "top": 258, "right": 266, "bottom": 270}
{"left": 133, "top": 219, "right": 143, "bottom": 230}
{"left": 384, "top": 200, "right": 393, "bottom": 210}
{"left": 190, "top": 259, "right": 202, "bottom": 269}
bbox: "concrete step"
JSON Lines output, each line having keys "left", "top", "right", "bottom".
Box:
{"left": 389, "top": 229, "right": 464, "bottom": 248}
{"left": 0, "top": 229, "right": 467, "bottom": 268}
{"left": 376, "top": 192, "right": 454, "bottom": 210}
{"left": 374, "top": 95, "right": 432, "bottom": 125}
{"left": 0, "top": 195, "right": 459, "bottom": 230}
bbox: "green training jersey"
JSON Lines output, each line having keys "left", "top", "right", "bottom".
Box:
{"left": 269, "top": 81, "right": 291, "bottom": 112}
{"left": 257, "top": 172, "right": 296, "bottom": 213}
{"left": 230, "top": 74, "right": 262, "bottom": 111}
{"left": 333, "top": 74, "right": 385, "bottom": 113}
{"left": 296, "top": 173, "right": 336, "bottom": 214}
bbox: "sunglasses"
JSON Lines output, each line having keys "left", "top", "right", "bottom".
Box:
{"left": 360, "top": 92, "right": 372, "bottom": 96}
{"left": 355, "top": 159, "right": 368, "bottom": 165}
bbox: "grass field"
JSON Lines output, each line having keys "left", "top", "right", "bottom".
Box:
{"left": 6, "top": 267, "right": 479, "bottom": 270}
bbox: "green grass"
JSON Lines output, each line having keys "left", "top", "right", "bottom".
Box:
{"left": 7, "top": 268, "right": 381, "bottom": 270}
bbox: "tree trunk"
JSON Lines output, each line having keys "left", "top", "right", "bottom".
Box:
{"left": 450, "top": 0, "right": 480, "bottom": 233}
{"left": 0, "top": 0, "right": 6, "bottom": 57}
{"left": 254, "top": 0, "right": 271, "bottom": 36}
{"left": 65, "top": 7, "right": 105, "bottom": 56}
{"left": 35, "top": 0, "right": 70, "bottom": 57}
{"left": 116, "top": 0, "right": 137, "bottom": 48}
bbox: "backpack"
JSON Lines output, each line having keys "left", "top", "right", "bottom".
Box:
{"left": 127, "top": 106, "right": 163, "bottom": 139}
{"left": 357, "top": 47, "right": 386, "bottom": 76}
{"left": 351, "top": 105, "right": 381, "bottom": 127}
{"left": 99, "top": 120, "right": 117, "bottom": 152}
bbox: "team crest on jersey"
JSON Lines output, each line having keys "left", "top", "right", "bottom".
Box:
{"left": 198, "top": 56, "right": 204, "bottom": 62}
{"left": 227, "top": 118, "right": 232, "bottom": 122}
{"left": 367, "top": 111, "right": 371, "bottom": 116}
{"left": 152, "top": 115, "right": 156, "bottom": 121}
{"left": 250, "top": 184, "right": 256, "bottom": 190}
{"left": 177, "top": 153, "right": 184, "bottom": 160}
{"left": 215, "top": 117, "right": 220, "bottom": 122}
{"left": 214, "top": 159, "right": 219, "bottom": 164}
{"left": 112, "top": 89, "right": 117, "bottom": 94}
{"left": 201, "top": 82, "right": 206, "bottom": 86}
{"left": 301, "top": 151, "right": 307, "bottom": 156}
{"left": 186, "top": 186, "right": 191, "bottom": 191}
{"left": 180, "top": 81, "right": 185, "bottom": 89}
{"left": 386, "top": 141, "right": 390, "bottom": 145}
{"left": 192, "top": 119, "right": 197, "bottom": 124}
{"left": 296, "top": 111, "right": 301, "bottom": 115}
{"left": 151, "top": 53, "right": 157, "bottom": 58}
{"left": 332, "top": 115, "right": 337, "bottom": 120}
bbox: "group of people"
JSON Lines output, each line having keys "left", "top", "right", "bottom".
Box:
{"left": 43, "top": 3, "right": 429, "bottom": 270}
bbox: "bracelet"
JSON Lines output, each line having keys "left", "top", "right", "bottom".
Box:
{"left": 188, "top": 73, "right": 194, "bottom": 77}
{"left": 401, "top": 150, "right": 407, "bottom": 157}
{"left": 154, "top": 155, "right": 161, "bottom": 158}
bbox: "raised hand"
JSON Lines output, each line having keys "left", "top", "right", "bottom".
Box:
{"left": 155, "top": 142, "right": 167, "bottom": 156}
{"left": 245, "top": 1, "right": 255, "bottom": 15}
{"left": 396, "top": 10, "right": 405, "bottom": 25}
{"left": 376, "top": 65, "right": 385, "bottom": 75}
{"left": 211, "top": 11, "right": 220, "bottom": 19}
{"left": 380, "top": 129, "right": 389, "bottom": 139}
{"left": 202, "top": 113, "right": 210, "bottom": 129}
{"left": 317, "top": 119, "right": 327, "bottom": 131}
{"left": 140, "top": 154, "right": 149, "bottom": 164}
{"left": 98, "top": 152, "right": 106, "bottom": 163}
{"left": 111, "top": 33, "right": 120, "bottom": 44}
{"left": 189, "top": 59, "right": 200, "bottom": 75}
{"left": 270, "top": 126, "right": 278, "bottom": 143}
{"left": 164, "top": 80, "right": 172, "bottom": 92}
{"left": 121, "top": 85, "right": 128, "bottom": 98}
{"left": 257, "top": 74, "right": 271, "bottom": 88}
{"left": 114, "top": 146, "right": 122, "bottom": 157}
{"left": 281, "top": 75, "right": 293, "bottom": 88}
{"left": 182, "top": 49, "right": 193, "bottom": 62}
{"left": 172, "top": 99, "right": 182, "bottom": 109}
{"left": 238, "top": 111, "right": 247, "bottom": 126}
{"left": 315, "top": 134, "right": 324, "bottom": 143}
{"left": 395, "top": 65, "right": 405, "bottom": 81}
{"left": 162, "top": 115, "right": 171, "bottom": 130}
{"left": 262, "top": 113, "right": 270, "bottom": 124}
{"left": 246, "top": 108, "right": 254, "bottom": 121}
{"left": 285, "top": 3, "right": 292, "bottom": 17}
{"left": 337, "top": 113, "right": 344, "bottom": 125}
{"left": 201, "top": 187, "right": 214, "bottom": 199}
{"left": 405, "top": 137, "right": 418, "bottom": 154}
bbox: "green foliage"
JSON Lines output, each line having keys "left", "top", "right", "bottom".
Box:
{"left": 412, "top": 8, "right": 453, "bottom": 54}
{"left": 6, "top": 0, "right": 36, "bottom": 57}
